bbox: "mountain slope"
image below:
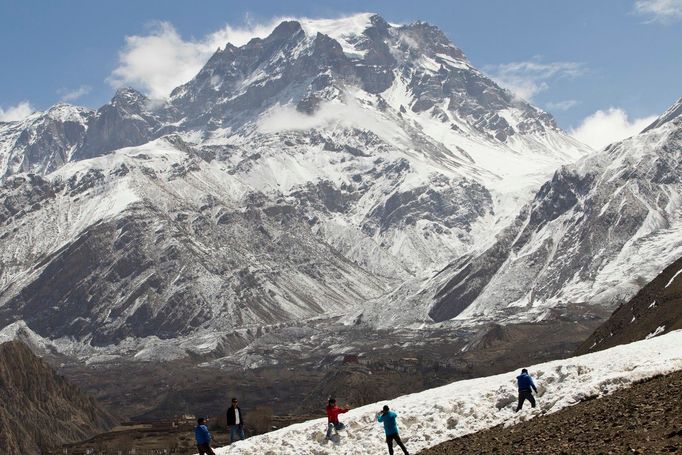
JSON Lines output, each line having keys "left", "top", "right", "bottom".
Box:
{"left": 0, "top": 13, "right": 591, "bottom": 350}
{"left": 429, "top": 97, "right": 682, "bottom": 323}
{"left": 0, "top": 138, "right": 391, "bottom": 343}
{"left": 420, "top": 369, "right": 682, "bottom": 455}
{"left": 0, "top": 341, "right": 116, "bottom": 455}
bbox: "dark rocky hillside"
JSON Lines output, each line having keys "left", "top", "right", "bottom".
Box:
{"left": 419, "top": 369, "right": 682, "bottom": 454}
{"left": 576, "top": 256, "right": 682, "bottom": 355}
{"left": 0, "top": 341, "right": 117, "bottom": 454}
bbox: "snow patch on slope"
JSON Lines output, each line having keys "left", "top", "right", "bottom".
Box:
{"left": 299, "top": 13, "right": 374, "bottom": 58}
{"left": 217, "top": 329, "right": 682, "bottom": 454}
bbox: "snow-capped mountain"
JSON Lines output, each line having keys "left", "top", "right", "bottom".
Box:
{"left": 429, "top": 96, "right": 682, "bottom": 323}
{"left": 0, "top": 13, "right": 592, "bottom": 350}
{"left": 0, "top": 104, "right": 92, "bottom": 177}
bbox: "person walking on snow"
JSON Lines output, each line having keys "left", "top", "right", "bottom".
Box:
{"left": 377, "top": 405, "right": 409, "bottom": 455}
{"left": 194, "top": 417, "right": 215, "bottom": 455}
{"left": 515, "top": 368, "right": 538, "bottom": 411}
{"left": 226, "top": 397, "right": 246, "bottom": 443}
{"left": 325, "top": 398, "right": 350, "bottom": 439}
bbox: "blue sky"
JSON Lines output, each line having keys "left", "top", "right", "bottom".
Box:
{"left": 1, "top": 0, "right": 680, "bottom": 148}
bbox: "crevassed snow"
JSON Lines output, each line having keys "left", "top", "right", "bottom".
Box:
{"left": 216, "top": 330, "right": 682, "bottom": 455}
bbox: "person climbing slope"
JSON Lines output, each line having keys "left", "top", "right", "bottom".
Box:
{"left": 325, "top": 398, "right": 350, "bottom": 440}
{"left": 515, "top": 368, "right": 538, "bottom": 412}
{"left": 377, "top": 405, "right": 409, "bottom": 455}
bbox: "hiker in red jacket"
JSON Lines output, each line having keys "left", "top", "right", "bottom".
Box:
{"left": 325, "top": 398, "right": 350, "bottom": 440}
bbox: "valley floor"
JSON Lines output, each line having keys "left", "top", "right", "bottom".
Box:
{"left": 420, "top": 369, "right": 682, "bottom": 454}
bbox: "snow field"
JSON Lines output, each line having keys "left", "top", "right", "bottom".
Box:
{"left": 216, "top": 329, "right": 682, "bottom": 454}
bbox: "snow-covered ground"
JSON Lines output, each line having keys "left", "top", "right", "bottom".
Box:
{"left": 216, "top": 329, "right": 682, "bottom": 454}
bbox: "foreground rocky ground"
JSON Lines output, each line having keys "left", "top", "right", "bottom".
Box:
{"left": 419, "top": 369, "right": 682, "bottom": 454}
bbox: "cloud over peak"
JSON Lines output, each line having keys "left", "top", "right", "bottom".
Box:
{"left": 58, "top": 85, "right": 92, "bottom": 102}
{"left": 107, "top": 18, "right": 285, "bottom": 99}
{"left": 485, "top": 59, "right": 585, "bottom": 102}
{"left": 570, "top": 107, "right": 657, "bottom": 150}
{"left": 0, "top": 101, "right": 35, "bottom": 122}
{"left": 634, "top": 0, "right": 682, "bottom": 23}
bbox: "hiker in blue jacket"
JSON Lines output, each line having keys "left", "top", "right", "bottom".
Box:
{"left": 377, "top": 405, "right": 409, "bottom": 455}
{"left": 515, "top": 368, "right": 538, "bottom": 412}
{"left": 194, "top": 417, "right": 215, "bottom": 455}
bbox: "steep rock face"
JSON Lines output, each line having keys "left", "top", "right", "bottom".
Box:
{"left": 430, "top": 99, "right": 682, "bottom": 323}
{"left": 75, "top": 88, "right": 172, "bottom": 160}
{"left": 0, "top": 341, "right": 116, "bottom": 454}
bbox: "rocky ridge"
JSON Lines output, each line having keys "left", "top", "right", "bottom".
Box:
{"left": 0, "top": 341, "right": 116, "bottom": 455}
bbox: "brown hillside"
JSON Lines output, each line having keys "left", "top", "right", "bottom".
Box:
{"left": 577, "top": 256, "right": 682, "bottom": 355}
{"left": 0, "top": 341, "right": 117, "bottom": 454}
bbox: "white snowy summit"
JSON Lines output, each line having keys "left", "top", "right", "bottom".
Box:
{"left": 0, "top": 13, "right": 677, "bottom": 362}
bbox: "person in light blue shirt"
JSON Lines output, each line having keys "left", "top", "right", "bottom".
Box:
{"left": 377, "top": 405, "right": 409, "bottom": 455}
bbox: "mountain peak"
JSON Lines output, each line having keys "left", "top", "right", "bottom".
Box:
{"left": 111, "top": 87, "right": 148, "bottom": 107}
{"left": 642, "top": 96, "right": 682, "bottom": 133}
{"left": 265, "top": 19, "right": 305, "bottom": 41}
{"left": 45, "top": 103, "right": 93, "bottom": 123}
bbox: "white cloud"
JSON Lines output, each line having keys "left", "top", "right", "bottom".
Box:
{"left": 486, "top": 60, "right": 585, "bottom": 102}
{"left": 545, "top": 100, "right": 580, "bottom": 111}
{"left": 634, "top": 0, "right": 682, "bottom": 23}
{"left": 108, "top": 18, "right": 285, "bottom": 99}
{"left": 259, "top": 99, "right": 383, "bottom": 134}
{"left": 257, "top": 92, "right": 407, "bottom": 146}
{"left": 0, "top": 101, "right": 35, "bottom": 122}
{"left": 58, "top": 85, "right": 92, "bottom": 102}
{"left": 570, "top": 108, "right": 657, "bottom": 150}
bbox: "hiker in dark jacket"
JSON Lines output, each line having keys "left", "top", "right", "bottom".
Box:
{"left": 325, "top": 398, "right": 350, "bottom": 439}
{"left": 226, "top": 397, "right": 246, "bottom": 443}
{"left": 515, "top": 368, "right": 538, "bottom": 411}
{"left": 377, "top": 405, "right": 409, "bottom": 455}
{"left": 194, "top": 417, "right": 215, "bottom": 455}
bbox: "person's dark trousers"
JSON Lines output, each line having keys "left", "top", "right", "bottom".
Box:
{"left": 386, "top": 433, "right": 409, "bottom": 455}
{"left": 197, "top": 443, "right": 216, "bottom": 455}
{"left": 516, "top": 389, "right": 536, "bottom": 411}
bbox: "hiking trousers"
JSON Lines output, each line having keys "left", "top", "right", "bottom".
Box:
{"left": 386, "top": 433, "right": 409, "bottom": 455}
{"left": 197, "top": 443, "right": 216, "bottom": 455}
{"left": 516, "top": 389, "right": 536, "bottom": 411}
{"left": 230, "top": 424, "right": 246, "bottom": 442}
